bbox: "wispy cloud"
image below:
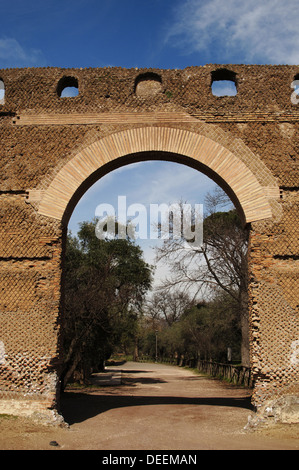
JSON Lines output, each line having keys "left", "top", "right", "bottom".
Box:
{"left": 102, "top": 161, "right": 215, "bottom": 208}
{"left": 0, "top": 37, "right": 45, "bottom": 68}
{"left": 166, "top": 0, "right": 299, "bottom": 64}
{"left": 70, "top": 161, "right": 216, "bottom": 233}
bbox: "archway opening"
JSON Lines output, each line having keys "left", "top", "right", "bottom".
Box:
{"left": 57, "top": 76, "right": 79, "bottom": 98}
{"left": 59, "top": 155, "right": 251, "bottom": 411}
{"left": 211, "top": 69, "right": 237, "bottom": 97}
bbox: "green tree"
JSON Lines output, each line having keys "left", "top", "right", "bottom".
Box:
{"left": 178, "top": 294, "right": 242, "bottom": 363}
{"left": 60, "top": 220, "right": 152, "bottom": 389}
{"left": 140, "top": 292, "right": 242, "bottom": 365}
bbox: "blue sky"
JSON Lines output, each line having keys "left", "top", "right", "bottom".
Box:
{"left": 1, "top": 0, "right": 297, "bottom": 285}
{"left": 69, "top": 161, "right": 222, "bottom": 279}
{"left": 1, "top": 0, "right": 298, "bottom": 70}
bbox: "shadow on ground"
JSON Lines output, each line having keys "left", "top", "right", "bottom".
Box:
{"left": 121, "top": 377, "right": 167, "bottom": 385}
{"left": 60, "top": 391, "right": 253, "bottom": 425}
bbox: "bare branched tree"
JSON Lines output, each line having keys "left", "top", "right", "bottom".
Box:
{"left": 154, "top": 188, "right": 250, "bottom": 366}
{"left": 144, "top": 290, "right": 193, "bottom": 327}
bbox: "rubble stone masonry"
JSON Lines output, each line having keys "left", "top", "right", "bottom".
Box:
{"left": 0, "top": 65, "right": 298, "bottom": 423}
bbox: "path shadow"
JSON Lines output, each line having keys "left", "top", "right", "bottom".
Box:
{"left": 121, "top": 377, "right": 167, "bottom": 385}
{"left": 60, "top": 392, "right": 253, "bottom": 425}
{"left": 90, "top": 368, "right": 166, "bottom": 387}
{"left": 105, "top": 360, "right": 127, "bottom": 366}
{"left": 108, "top": 369, "right": 151, "bottom": 375}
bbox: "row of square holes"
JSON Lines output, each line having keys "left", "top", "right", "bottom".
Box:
{"left": 54, "top": 72, "right": 240, "bottom": 98}
{"left": 0, "top": 73, "right": 237, "bottom": 101}
{"left": 1, "top": 70, "right": 299, "bottom": 103}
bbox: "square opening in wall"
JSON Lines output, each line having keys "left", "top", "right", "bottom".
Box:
{"left": 211, "top": 69, "right": 237, "bottom": 97}
{"left": 0, "top": 80, "right": 4, "bottom": 104}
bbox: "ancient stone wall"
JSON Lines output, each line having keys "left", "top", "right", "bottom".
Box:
{"left": 0, "top": 65, "right": 298, "bottom": 422}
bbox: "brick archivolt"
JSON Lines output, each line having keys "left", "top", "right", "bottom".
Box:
{"left": 37, "top": 126, "right": 280, "bottom": 224}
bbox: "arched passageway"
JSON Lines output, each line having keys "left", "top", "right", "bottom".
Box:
{"left": 63, "top": 156, "right": 250, "bottom": 385}
{"left": 32, "top": 125, "right": 284, "bottom": 419}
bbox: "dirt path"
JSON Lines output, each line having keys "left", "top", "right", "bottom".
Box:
{"left": 1, "top": 361, "right": 299, "bottom": 450}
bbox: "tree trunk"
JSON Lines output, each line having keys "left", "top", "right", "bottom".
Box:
{"left": 133, "top": 338, "right": 139, "bottom": 362}
{"left": 61, "top": 350, "right": 82, "bottom": 391}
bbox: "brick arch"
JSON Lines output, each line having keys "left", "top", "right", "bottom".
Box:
{"left": 38, "top": 126, "right": 279, "bottom": 224}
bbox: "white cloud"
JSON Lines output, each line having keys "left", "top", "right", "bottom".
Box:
{"left": 0, "top": 37, "right": 44, "bottom": 67}
{"left": 166, "top": 0, "right": 299, "bottom": 64}
{"left": 123, "top": 161, "right": 215, "bottom": 207}
{"left": 82, "top": 161, "right": 213, "bottom": 208}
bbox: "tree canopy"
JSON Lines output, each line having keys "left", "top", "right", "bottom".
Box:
{"left": 61, "top": 219, "right": 152, "bottom": 388}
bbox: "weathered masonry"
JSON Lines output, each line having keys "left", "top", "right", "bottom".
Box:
{"left": 0, "top": 65, "right": 298, "bottom": 424}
